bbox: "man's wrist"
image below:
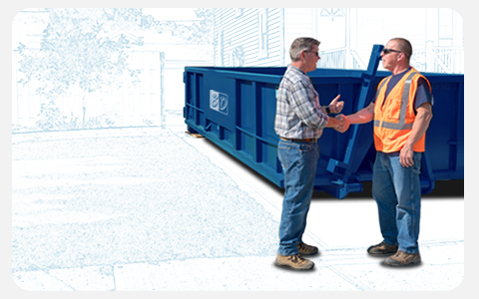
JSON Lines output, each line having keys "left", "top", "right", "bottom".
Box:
{"left": 325, "top": 106, "right": 331, "bottom": 114}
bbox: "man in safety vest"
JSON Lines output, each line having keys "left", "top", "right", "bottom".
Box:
{"left": 337, "top": 38, "right": 433, "bottom": 267}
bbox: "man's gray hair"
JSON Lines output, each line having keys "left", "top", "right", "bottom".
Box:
{"left": 289, "top": 37, "right": 320, "bottom": 62}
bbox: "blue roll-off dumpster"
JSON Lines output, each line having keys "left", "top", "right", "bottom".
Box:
{"left": 183, "top": 45, "right": 464, "bottom": 199}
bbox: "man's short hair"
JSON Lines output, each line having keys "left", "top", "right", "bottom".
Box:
{"left": 290, "top": 37, "right": 320, "bottom": 62}
{"left": 390, "top": 38, "right": 413, "bottom": 59}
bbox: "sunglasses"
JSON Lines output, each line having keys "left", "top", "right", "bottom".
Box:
{"left": 382, "top": 48, "right": 402, "bottom": 55}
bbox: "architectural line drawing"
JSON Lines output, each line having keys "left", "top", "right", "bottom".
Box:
{"left": 11, "top": 8, "right": 464, "bottom": 291}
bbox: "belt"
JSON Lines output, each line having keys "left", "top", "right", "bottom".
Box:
{"left": 280, "top": 137, "right": 317, "bottom": 143}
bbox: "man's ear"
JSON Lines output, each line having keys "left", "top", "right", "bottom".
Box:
{"left": 299, "top": 50, "right": 306, "bottom": 60}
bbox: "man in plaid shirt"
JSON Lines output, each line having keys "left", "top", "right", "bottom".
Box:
{"left": 274, "top": 37, "right": 347, "bottom": 271}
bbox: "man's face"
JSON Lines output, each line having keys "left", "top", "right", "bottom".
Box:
{"left": 380, "top": 41, "right": 401, "bottom": 71}
{"left": 304, "top": 44, "right": 320, "bottom": 72}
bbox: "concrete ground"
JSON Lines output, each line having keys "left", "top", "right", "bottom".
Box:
{"left": 9, "top": 115, "right": 467, "bottom": 295}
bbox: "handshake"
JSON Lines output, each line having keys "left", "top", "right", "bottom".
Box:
{"left": 325, "top": 95, "right": 350, "bottom": 133}
{"left": 333, "top": 114, "right": 350, "bottom": 133}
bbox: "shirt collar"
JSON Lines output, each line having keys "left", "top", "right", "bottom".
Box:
{"left": 392, "top": 67, "right": 412, "bottom": 78}
{"left": 288, "top": 64, "right": 305, "bottom": 74}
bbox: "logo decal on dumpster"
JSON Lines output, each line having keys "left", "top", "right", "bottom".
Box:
{"left": 209, "top": 90, "right": 229, "bottom": 115}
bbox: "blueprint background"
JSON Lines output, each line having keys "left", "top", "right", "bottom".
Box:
{"left": 4, "top": 2, "right": 473, "bottom": 296}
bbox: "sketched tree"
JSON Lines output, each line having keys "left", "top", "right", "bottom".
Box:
{"left": 15, "top": 8, "right": 156, "bottom": 128}
{"left": 193, "top": 8, "right": 214, "bottom": 44}
{"left": 160, "top": 8, "right": 214, "bottom": 44}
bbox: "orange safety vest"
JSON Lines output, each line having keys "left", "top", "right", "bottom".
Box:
{"left": 373, "top": 68, "right": 432, "bottom": 153}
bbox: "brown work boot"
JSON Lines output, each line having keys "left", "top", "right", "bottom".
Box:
{"left": 384, "top": 250, "right": 421, "bottom": 267}
{"left": 275, "top": 253, "right": 314, "bottom": 270}
{"left": 297, "top": 242, "right": 319, "bottom": 256}
{"left": 367, "top": 241, "right": 398, "bottom": 256}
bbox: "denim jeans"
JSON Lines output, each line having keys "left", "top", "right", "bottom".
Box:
{"left": 372, "top": 151, "right": 423, "bottom": 254}
{"left": 277, "top": 139, "right": 320, "bottom": 256}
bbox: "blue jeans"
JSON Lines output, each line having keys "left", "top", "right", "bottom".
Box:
{"left": 372, "top": 151, "right": 423, "bottom": 254}
{"left": 277, "top": 139, "right": 319, "bottom": 256}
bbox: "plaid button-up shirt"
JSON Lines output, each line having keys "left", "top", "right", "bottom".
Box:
{"left": 274, "top": 65, "right": 329, "bottom": 139}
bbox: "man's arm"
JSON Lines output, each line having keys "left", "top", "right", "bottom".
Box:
{"left": 335, "top": 102, "right": 375, "bottom": 133}
{"left": 289, "top": 82, "right": 329, "bottom": 130}
{"left": 400, "top": 102, "right": 433, "bottom": 167}
{"left": 345, "top": 102, "right": 375, "bottom": 124}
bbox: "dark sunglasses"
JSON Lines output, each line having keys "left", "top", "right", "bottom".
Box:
{"left": 382, "top": 48, "right": 402, "bottom": 55}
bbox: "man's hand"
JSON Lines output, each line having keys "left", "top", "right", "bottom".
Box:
{"left": 399, "top": 145, "right": 415, "bottom": 167}
{"left": 334, "top": 114, "right": 350, "bottom": 133}
{"left": 328, "top": 95, "right": 344, "bottom": 114}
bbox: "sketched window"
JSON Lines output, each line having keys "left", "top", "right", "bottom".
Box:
{"left": 258, "top": 10, "right": 268, "bottom": 58}
{"left": 438, "top": 8, "right": 453, "bottom": 47}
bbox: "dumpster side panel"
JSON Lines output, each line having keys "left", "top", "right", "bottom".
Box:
{"left": 236, "top": 78, "right": 283, "bottom": 184}
{"left": 184, "top": 67, "right": 285, "bottom": 187}
{"left": 425, "top": 78, "right": 464, "bottom": 180}
{"left": 184, "top": 66, "right": 464, "bottom": 199}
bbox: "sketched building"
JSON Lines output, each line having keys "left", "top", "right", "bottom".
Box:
{"left": 213, "top": 8, "right": 463, "bottom": 74}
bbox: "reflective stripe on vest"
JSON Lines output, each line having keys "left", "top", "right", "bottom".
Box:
{"left": 373, "top": 71, "right": 416, "bottom": 130}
